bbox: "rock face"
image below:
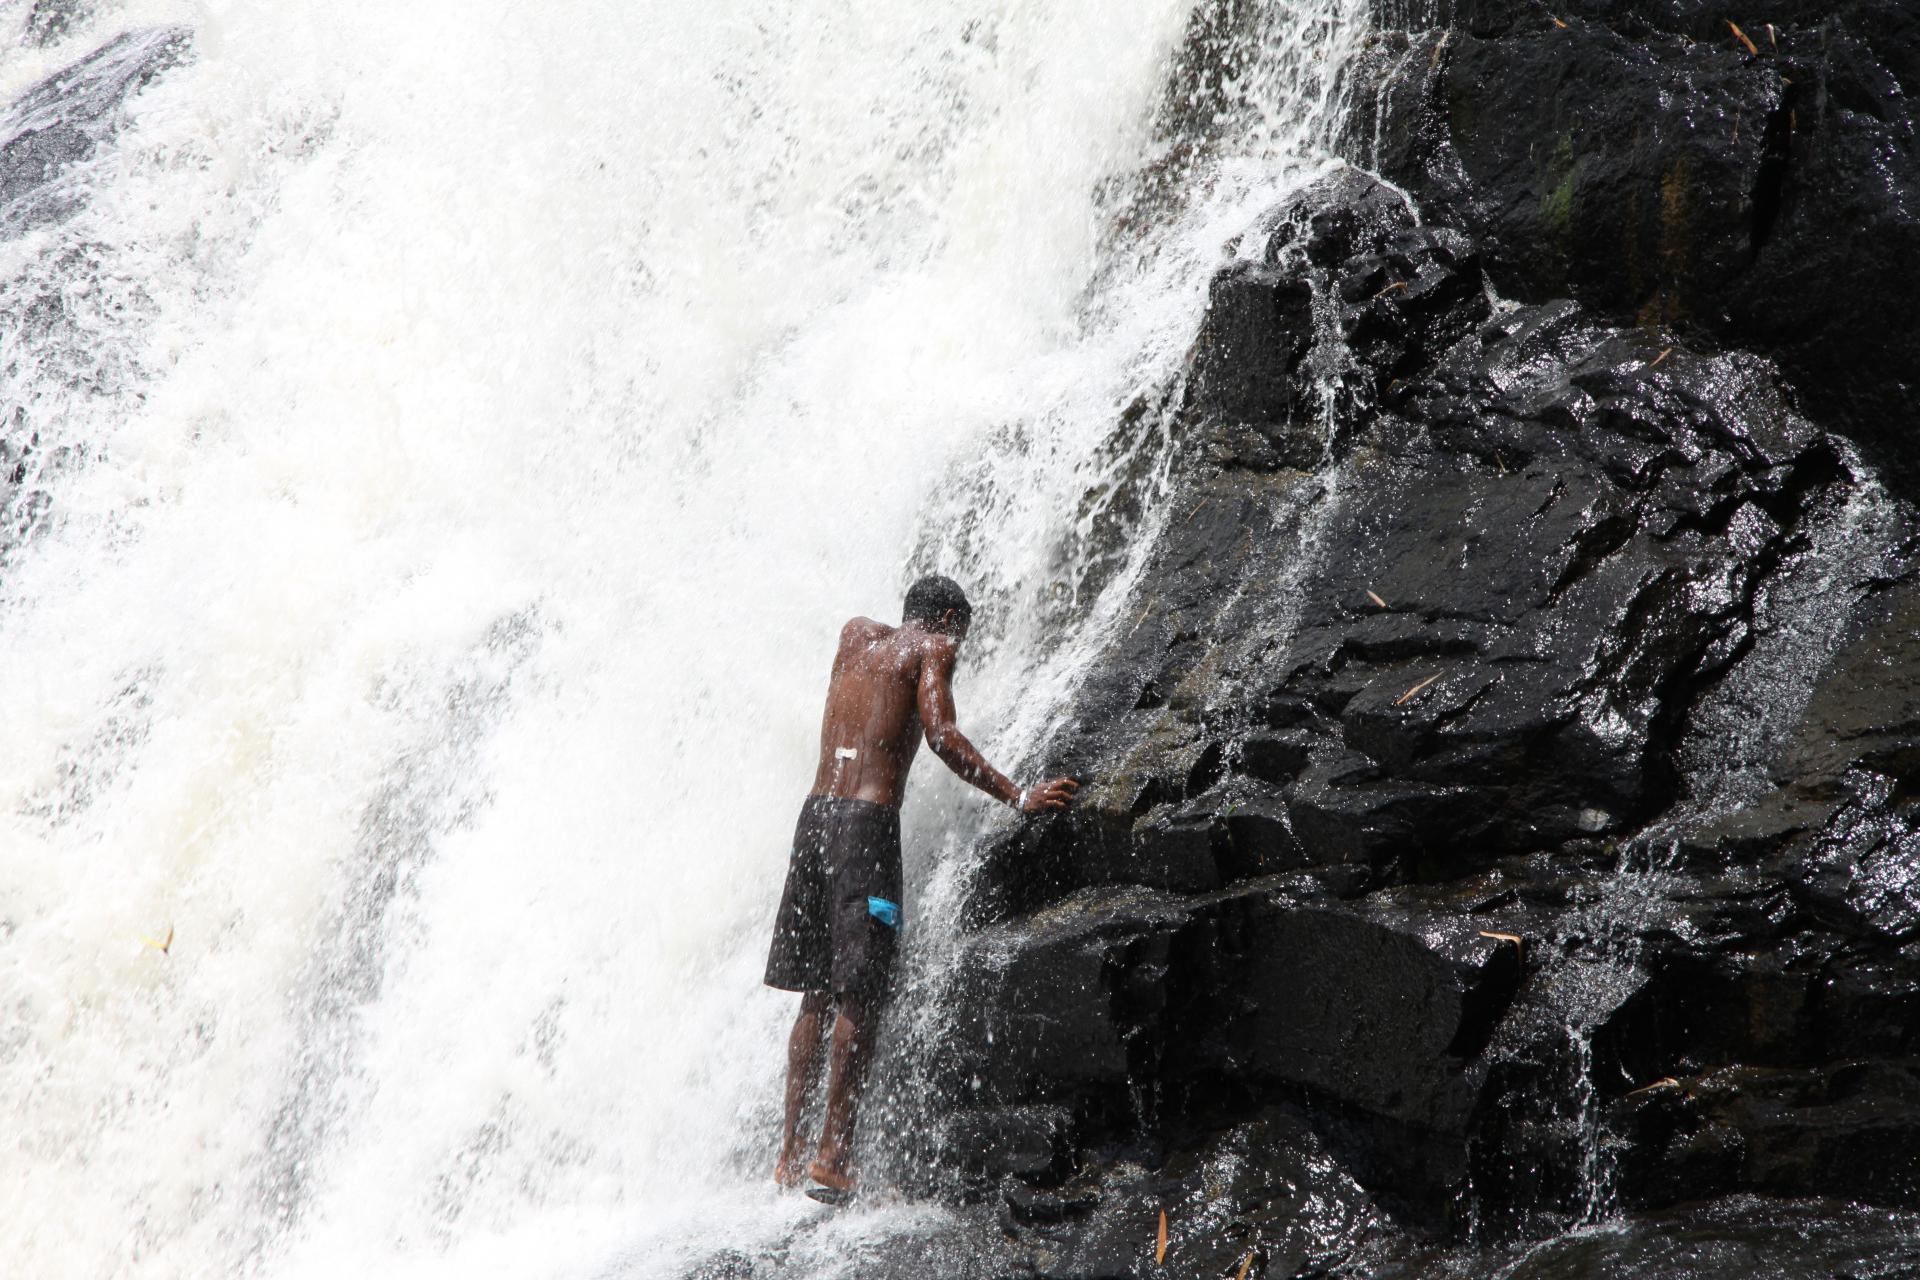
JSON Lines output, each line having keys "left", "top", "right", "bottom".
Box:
{"left": 912, "top": 3, "right": 1920, "bottom": 1263}
{"left": 1347, "top": 0, "right": 1920, "bottom": 497}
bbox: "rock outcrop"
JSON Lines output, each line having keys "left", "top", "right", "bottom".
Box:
{"left": 1348, "top": 0, "right": 1920, "bottom": 496}
{"left": 910, "top": 2, "right": 1920, "bottom": 1266}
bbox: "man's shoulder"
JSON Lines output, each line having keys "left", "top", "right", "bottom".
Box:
{"left": 841, "top": 615, "right": 890, "bottom": 639}
{"left": 915, "top": 628, "right": 959, "bottom": 665}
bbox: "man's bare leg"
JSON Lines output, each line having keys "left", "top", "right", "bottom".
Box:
{"left": 808, "top": 994, "right": 873, "bottom": 1192}
{"left": 775, "top": 990, "right": 831, "bottom": 1187}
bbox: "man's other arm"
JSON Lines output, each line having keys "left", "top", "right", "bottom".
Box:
{"left": 917, "top": 638, "right": 1077, "bottom": 813}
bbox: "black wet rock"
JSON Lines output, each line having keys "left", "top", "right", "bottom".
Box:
{"left": 1179, "top": 170, "right": 1488, "bottom": 473}
{"left": 1183, "top": 260, "right": 1317, "bottom": 469}
{"left": 1349, "top": 0, "right": 1920, "bottom": 497}
{"left": 1777, "top": 576, "right": 1920, "bottom": 795}
{"left": 941, "top": 1104, "right": 1078, "bottom": 1186}
{"left": 1791, "top": 770, "right": 1920, "bottom": 943}
{"left": 940, "top": 874, "right": 1528, "bottom": 1227}
{"left": 920, "top": 161, "right": 1920, "bottom": 1266}
{"left": 1021, "top": 204, "right": 1848, "bottom": 895}
{"left": 1356, "top": 1196, "right": 1920, "bottom": 1279}
{"left": 1610, "top": 1059, "right": 1920, "bottom": 1209}
{"left": 991, "top": 1105, "right": 1390, "bottom": 1280}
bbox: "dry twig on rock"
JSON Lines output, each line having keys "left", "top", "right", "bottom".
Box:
{"left": 1394, "top": 674, "right": 1439, "bottom": 705}
{"left": 1477, "top": 930, "right": 1524, "bottom": 962}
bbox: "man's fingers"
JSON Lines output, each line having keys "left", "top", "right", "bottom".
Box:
{"left": 1018, "top": 777, "right": 1082, "bottom": 813}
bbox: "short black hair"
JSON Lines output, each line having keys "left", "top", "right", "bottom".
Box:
{"left": 903, "top": 574, "right": 972, "bottom": 632}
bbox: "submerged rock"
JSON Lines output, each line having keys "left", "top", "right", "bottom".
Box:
{"left": 0, "top": 27, "right": 193, "bottom": 565}
{"left": 0, "top": 26, "right": 192, "bottom": 235}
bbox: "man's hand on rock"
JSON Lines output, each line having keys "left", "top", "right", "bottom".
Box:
{"left": 1019, "top": 778, "right": 1079, "bottom": 814}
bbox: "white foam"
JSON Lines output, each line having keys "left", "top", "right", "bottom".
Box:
{"left": 0, "top": 0, "right": 1368, "bottom": 1274}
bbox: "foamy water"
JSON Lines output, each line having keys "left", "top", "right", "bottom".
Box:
{"left": 0, "top": 1, "right": 1367, "bottom": 1275}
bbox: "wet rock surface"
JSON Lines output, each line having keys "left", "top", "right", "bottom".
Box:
{"left": 906, "top": 149, "right": 1920, "bottom": 1277}
{"left": 1348, "top": 0, "right": 1920, "bottom": 498}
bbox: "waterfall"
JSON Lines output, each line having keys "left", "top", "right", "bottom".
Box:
{"left": 0, "top": 1, "right": 1374, "bottom": 1277}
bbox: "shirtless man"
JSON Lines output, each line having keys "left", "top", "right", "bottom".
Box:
{"left": 764, "top": 574, "right": 1077, "bottom": 1199}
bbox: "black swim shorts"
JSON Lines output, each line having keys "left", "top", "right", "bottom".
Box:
{"left": 764, "top": 795, "right": 903, "bottom": 1000}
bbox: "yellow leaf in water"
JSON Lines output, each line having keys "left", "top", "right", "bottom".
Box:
{"left": 1237, "top": 1248, "right": 1256, "bottom": 1280}
{"left": 1727, "top": 19, "right": 1759, "bottom": 55}
{"left": 1366, "top": 590, "right": 1389, "bottom": 609}
{"left": 1156, "top": 1210, "right": 1168, "bottom": 1264}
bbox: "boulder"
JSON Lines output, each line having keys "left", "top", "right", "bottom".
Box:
{"left": 939, "top": 870, "right": 1528, "bottom": 1225}
{"left": 932, "top": 163, "right": 1920, "bottom": 1256}
{"left": 987, "top": 170, "right": 1854, "bottom": 905}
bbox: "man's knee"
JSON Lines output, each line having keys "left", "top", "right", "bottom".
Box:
{"left": 800, "top": 989, "right": 833, "bottom": 1018}
{"left": 835, "top": 993, "right": 874, "bottom": 1036}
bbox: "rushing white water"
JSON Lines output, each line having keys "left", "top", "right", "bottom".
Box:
{"left": 0, "top": 1, "right": 1368, "bottom": 1276}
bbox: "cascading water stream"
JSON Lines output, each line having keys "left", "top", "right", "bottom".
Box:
{"left": 0, "top": 2, "right": 1372, "bottom": 1277}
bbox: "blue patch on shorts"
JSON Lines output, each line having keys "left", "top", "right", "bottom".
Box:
{"left": 867, "top": 896, "right": 901, "bottom": 929}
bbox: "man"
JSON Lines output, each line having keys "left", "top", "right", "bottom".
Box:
{"left": 764, "top": 574, "right": 1078, "bottom": 1200}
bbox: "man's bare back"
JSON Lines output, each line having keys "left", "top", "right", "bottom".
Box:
{"left": 811, "top": 613, "right": 1079, "bottom": 813}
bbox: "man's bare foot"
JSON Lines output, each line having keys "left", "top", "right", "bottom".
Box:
{"left": 807, "top": 1158, "right": 856, "bottom": 1194}
{"left": 774, "top": 1150, "right": 808, "bottom": 1188}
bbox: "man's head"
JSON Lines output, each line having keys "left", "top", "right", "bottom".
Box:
{"left": 903, "top": 574, "right": 972, "bottom": 638}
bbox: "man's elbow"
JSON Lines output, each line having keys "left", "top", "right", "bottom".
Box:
{"left": 926, "top": 725, "right": 967, "bottom": 762}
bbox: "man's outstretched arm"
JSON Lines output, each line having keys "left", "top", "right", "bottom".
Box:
{"left": 918, "top": 638, "right": 1077, "bottom": 814}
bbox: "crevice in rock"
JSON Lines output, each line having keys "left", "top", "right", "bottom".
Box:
{"left": 1750, "top": 91, "right": 1795, "bottom": 262}
{"left": 1547, "top": 511, "right": 1637, "bottom": 602}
